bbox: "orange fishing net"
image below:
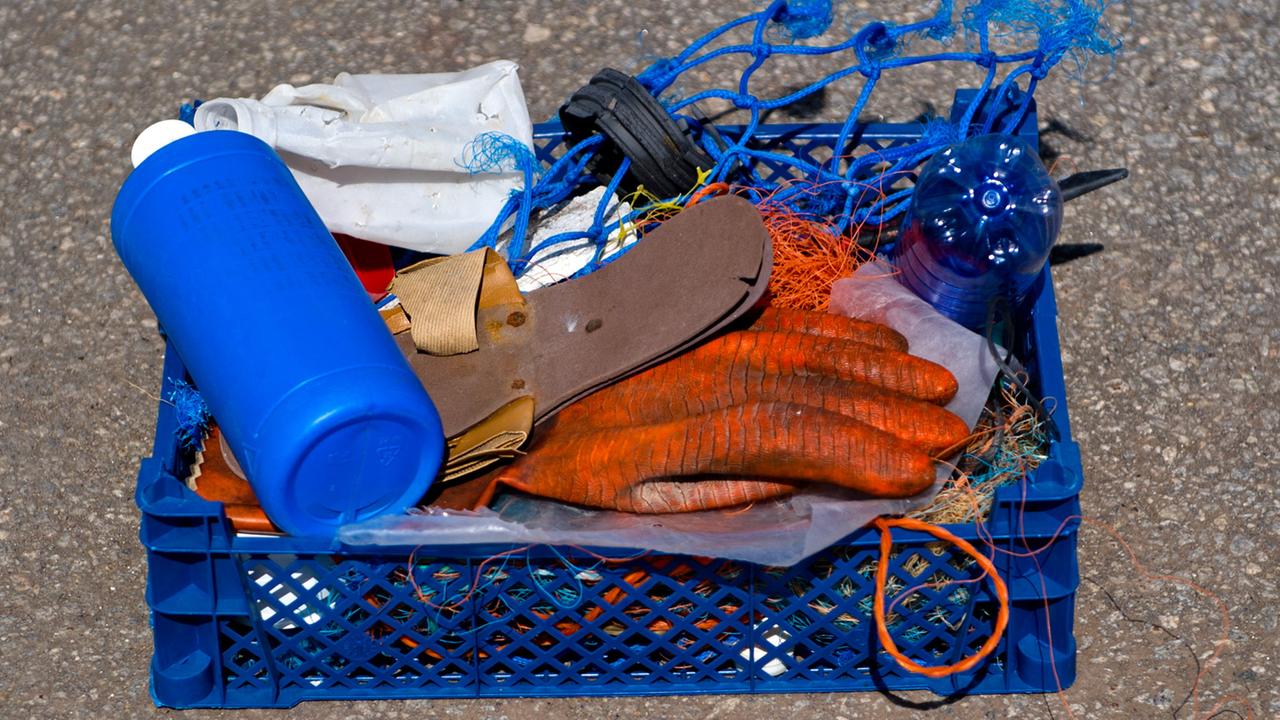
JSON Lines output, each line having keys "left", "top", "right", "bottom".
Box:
{"left": 689, "top": 180, "right": 887, "bottom": 311}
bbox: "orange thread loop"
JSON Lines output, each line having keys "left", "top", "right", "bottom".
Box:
{"left": 872, "top": 516, "right": 1009, "bottom": 678}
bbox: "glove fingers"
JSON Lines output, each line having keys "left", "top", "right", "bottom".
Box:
{"left": 492, "top": 401, "right": 936, "bottom": 512}
{"left": 687, "top": 330, "right": 958, "bottom": 404}
{"left": 629, "top": 476, "right": 799, "bottom": 513}
{"left": 747, "top": 306, "right": 909, "bottom": 352}
{"left": 562, "top": 361, "right": 967, "bottom": 454}
{"left": 689, "top": 401, "right": 936, "bottom": 498}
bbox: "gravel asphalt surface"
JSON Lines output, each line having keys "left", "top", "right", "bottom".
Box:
{"left": 1, "top": 1, "right": 1276, "bottom": 717}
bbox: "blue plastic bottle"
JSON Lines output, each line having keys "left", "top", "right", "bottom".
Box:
{"left": 892, "top": 134, "right": 1063, "bottom": 329}
{"left": 112, "top": 130, "right": 445, "bottom": 537}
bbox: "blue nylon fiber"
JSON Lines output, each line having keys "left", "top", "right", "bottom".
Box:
{"left": 166, "top": 378, "right": 210, "bottom": 449}
{"left": 467, "top": 0, "right": 1118, "bottom": 278}
{"left": 922, "top": 117, "right": 962, "bottom": 147}
{"left": 459, "top": 131, "right": 540, "bottom": 176}
{"left": 774, "top": 0, "right": 835, "bottom": 40}
{"left": 636, "top": 58, "right": 680, "bottom": 92}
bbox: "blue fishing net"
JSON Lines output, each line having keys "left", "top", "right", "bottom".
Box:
{"left": 467, "top": 0, "right": 1121, "bottom": 279}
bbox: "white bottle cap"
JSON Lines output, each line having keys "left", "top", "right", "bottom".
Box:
{"left": 131, "top": 119, "right": 198, "bottom": 168}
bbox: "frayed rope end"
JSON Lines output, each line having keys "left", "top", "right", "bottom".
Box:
{"left": 167, "top": 378, "right": 211, "bottom": 450}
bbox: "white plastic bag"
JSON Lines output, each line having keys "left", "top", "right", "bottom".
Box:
{"left": 340, "top": 261, "right": 1001, "bottom": 566}
{"left": 193, "top": 61, "right": 533, "bottom": 253}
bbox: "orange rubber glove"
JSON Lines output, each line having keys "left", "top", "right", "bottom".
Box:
{"left": 468, "top": 308, "right": 968, "bottom": 513}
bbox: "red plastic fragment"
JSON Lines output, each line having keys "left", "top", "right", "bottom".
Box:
{"left": 334, "top": 233, "right": 395, "bottom": 301}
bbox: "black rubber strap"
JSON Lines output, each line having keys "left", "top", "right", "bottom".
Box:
{"left": 560, "top": 68, "right": 717, "bottom": 199}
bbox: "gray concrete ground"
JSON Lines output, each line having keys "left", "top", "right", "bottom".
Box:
{"left": 1, "top": 1, "right": 1277, "bottom": 718}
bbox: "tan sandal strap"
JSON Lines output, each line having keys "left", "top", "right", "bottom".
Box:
{"left": 392, "top": 249, "right": 489, "bottom": 356}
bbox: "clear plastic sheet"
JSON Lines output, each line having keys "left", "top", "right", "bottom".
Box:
{"left": 340, "top": 261, "right": 1000, "bottom": 565}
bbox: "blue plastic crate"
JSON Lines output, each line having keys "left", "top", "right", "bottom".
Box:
{"left": 134, "top": 108, "right": 1083, "bottom": 708}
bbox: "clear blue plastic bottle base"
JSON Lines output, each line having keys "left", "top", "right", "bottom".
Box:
{"left": 892, "top": 134, "right": 1063, "bottom": 330}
